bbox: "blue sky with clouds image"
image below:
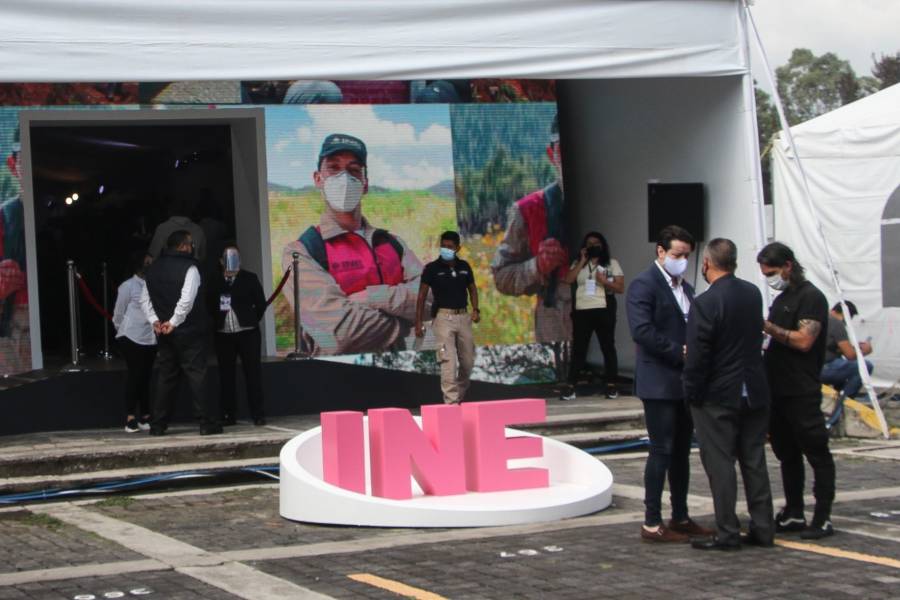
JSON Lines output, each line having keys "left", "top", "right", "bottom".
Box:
{"left": 265, "top": 105, "right": 453, "bottom": 191}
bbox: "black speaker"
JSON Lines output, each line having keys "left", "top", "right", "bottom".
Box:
{"left": 647, "top": 183, "right": 705, "bottom": 243}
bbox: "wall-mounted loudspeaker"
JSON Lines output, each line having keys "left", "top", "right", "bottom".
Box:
{"left": 647, "top": 183, "right": 704, "bottom": 243}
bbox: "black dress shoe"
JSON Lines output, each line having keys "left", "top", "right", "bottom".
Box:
{"left": 740, "top": 532, "right": 774, "bottom": 547}
{"left": 691, "top": 536, "right": 742, "bottom": 551}
{"left": 200, "top": 424, "right": 224, "bottom": 435}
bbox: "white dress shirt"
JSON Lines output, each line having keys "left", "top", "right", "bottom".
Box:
{"left": 655, "top": 260, "right": 690, "bottom": 320}
{"left": 139, "top": 265, "right": 201, "bottom": 328}
{"left": 112, "top": 275, "right": 156, "bottom": 345}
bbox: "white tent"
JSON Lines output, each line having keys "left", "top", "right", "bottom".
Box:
{"left": 772, "top": 83, "right": 900, "bottom": 385}
{"left": 1, "top": 0, "right": 748, "bottom": 81}
{"left": 2, "top": 0, "right": 769, "bottom": 374}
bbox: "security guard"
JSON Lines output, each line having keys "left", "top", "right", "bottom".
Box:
{"left": 415, "top": 231, "right": 480, "bottom": 404}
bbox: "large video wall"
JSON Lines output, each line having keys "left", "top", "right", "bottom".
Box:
{"left": 0, "top": 80, "right": 567, "bottom": 380}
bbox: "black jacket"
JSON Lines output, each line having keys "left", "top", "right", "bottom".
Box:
{"left": 682, "top": 273, "right": 770, "bottom": 408}
{"left": 145, "top": 250, "right": 207, "bottom": 335}
{"left": 626, "top": 263, "right": 694, "bottom": 400}
{"left": 207, "top": 269, "right": 267, "bottom": 331}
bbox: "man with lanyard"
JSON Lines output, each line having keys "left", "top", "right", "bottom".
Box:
{"left": 208, "top": 245, "right": 268, "bottom": 426}
{"left": 281, "top": 133, "right": 428, "bottom": 355}
{"left": 415, "top": 231, "right": 480, "bottom": 404}
{"left": 491, "top": 113, "right": 570, "bottom": 343}
{"left": 758, "top": 242, "right": 835, "bottom": 540}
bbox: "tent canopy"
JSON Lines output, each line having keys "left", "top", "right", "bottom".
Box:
{"left": 773, "top": 83, "right": 900, "bottom": 383}
{"left": 0, "top": 0, "right": 748, "bottom": 82}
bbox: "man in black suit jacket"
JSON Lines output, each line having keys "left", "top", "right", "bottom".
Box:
{"left": 683, "top": 238, "right": 774, "bottom": 551}
{"left": 208, "top": 245, "right": 268, "bottom": 426}
{"left": 626, "top": 225, "right": 712, "bottom": 543}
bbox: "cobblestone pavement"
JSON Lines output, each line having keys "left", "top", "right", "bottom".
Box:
{"left": 1, "top": 446, "right": 898, "bottom": 599}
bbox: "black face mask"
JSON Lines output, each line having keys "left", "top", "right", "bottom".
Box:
{"left": 587, "top": 246, "right": 604, "bottom": 259}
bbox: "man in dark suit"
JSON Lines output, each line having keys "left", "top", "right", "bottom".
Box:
{"left": 683, "top": 238, "right": 774, "bottom": 551}
{"left": 208, "top": 245, "right": 268, "bottom": 426}
{"left": 626, "top": 225, "right": 713, "bottom": 543}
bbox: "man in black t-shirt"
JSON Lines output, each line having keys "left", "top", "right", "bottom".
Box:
{"left": 415, "top": 231, "right": 480, "bottom": 404}
{"left": 758, "top": 242, "right": 835, "bottom": 540}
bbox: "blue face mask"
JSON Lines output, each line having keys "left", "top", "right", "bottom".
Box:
{"left": 439, "top": 247, "right": 456, "bottom": 261}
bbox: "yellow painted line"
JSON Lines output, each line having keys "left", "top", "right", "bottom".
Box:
{"left": 775, "top": 539, "right": 900, "bottom": 569}
{"left": 348, "top": 573, "right": 448, "bottom": 600}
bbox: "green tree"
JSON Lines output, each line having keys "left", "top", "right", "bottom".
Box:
{"left": 871, "top": 51, "right": 900, "bottom": 89}
{"left": 776, "top": 48, "right": 866, "bottom": 125}
{"left": 754, "top": 82, "right": 779, "bottom": 204}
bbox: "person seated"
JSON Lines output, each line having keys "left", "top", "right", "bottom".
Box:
{"left": 820, "top": 301, "right": 873, "bottom": 399}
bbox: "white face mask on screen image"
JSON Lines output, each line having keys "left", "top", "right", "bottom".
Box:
{"left": 323, "top": 171, "right": 364, "bottom": 213}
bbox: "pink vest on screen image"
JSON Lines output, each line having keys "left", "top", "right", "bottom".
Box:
{"left": 324, "top": 231, "right": 404, "bottom": 295}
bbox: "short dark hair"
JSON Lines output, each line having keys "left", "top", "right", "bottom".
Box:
{"left": 706, "top": 238, "right": 737, "bottom": 272}
{"left": 581, "top": 231, "right": 611, "bottom": 267}
{"left": 440, "top": 231, "right": 461, "bottom": 246}
{"left": 756, "top": 241, "right": 805, "bottom": 285}
{"left": 832, "top": 301, "right": 859, "bottom": 318}
{"left": 129, "top": 250, "right": 150, "bottom": 276}
{"left": 166, "top": 230, "right": 192, "bottom": 250}
{"left": 657, "top": 225, "right": 695, "bottom": 251}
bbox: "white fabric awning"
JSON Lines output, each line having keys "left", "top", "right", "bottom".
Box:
{"left": 773, "top": 84, "right": 900, "bottom": 383}
{"left": 0, "top": 0, "right": 748, "bottom": 82}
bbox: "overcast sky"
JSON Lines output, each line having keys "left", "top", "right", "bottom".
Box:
{"left": 748, "top": 0, "right": 899, "bottom": 90}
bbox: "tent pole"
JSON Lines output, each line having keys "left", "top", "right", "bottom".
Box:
{"left": 744, "top": 1, "right": 889, "bottom": 439}
{"left": 738, "top": 2, "right": 771, "bottom": 307}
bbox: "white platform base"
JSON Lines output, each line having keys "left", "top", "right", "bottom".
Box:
{"left": 279, "top": 422, "right": 614, "bottom": 528}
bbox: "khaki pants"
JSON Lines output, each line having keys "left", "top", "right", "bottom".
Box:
{"left": 433, "top": 310, "right": 475, "bottom": 404}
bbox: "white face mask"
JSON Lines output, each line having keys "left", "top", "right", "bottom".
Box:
{"left": 767, "top": 272, "right": 788, "bottom": 291}
{"left": 663, "top": 256, "right": 688, "bottom": 278}
{"left": 322, "top": 171, "right": 364, "bottom": 213}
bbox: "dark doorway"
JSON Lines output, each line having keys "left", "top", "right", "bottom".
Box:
{"left": 30, "top": 124, "right": 236, "bottom": 361}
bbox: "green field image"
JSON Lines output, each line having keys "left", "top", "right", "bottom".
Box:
{"left": 268, "top": 186, "right": 457, "bottom": 352}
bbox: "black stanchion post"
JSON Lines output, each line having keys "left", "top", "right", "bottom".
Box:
{"left": 100, "top": 261, "right": 112, "bottom": 359}
{"left": 286, "top": 252, "right": 308, "bottom": 360}
{"left": 64, "top": 260, "right": 83, "bottom": 372}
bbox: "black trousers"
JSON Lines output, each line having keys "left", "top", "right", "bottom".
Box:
{"left": 214, "top": 328, "right": 265, "bottom": 421}
{"left": 568, "top": 301, "right": 618, "bottom": 385}
{"left": 152, "top": 332, "right": 213, "bottom": 429}
{"left": 769, "top": 392, "right": 836, "bottom": 524}
{"left": 118, "top": 337, "right": 156, "bottom": 418}
{"left": 641, "top": 398, "right": 693, "bottom": 526}
{"left": 692, "top": 401, "right": 774, "bottom": 543}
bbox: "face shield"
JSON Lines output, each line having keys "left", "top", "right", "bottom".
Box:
{"left": 224, "top": 248, "right": 241, "bottom": 273}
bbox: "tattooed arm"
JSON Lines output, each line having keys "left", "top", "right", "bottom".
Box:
{"left": 763, "top": 318, "right": 822, "bottom": 352}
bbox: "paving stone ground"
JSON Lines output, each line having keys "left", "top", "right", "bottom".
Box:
{"left": 2, "top": 446, "right": 899, "bottom": 599}
{"left": 0, "top": 509, "right": 142, "bottom": 575}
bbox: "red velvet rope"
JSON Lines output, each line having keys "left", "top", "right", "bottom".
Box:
{"left": 76, "top": 274, "right": 113, "bottom": 322}
{"left": 266, "top": 266, "right": 292, "bottom": 307}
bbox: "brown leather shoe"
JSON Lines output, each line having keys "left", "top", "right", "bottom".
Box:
{"left": 667, "top": 518, "right": 715, "bottom": 537}
{"left": 640, "top": 524, "right": 690, "bottom": 543}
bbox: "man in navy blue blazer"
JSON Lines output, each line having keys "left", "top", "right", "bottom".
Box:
{"left": 626, "top": 225, "right": 713, "bottom": 543}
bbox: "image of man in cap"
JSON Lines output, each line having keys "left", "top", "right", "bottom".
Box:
{"left": 0, "top": 125, "right": 31, "bottom": 375}
{"left": 491, "top": 114, "right": 571, "bottom": 343}
{"left": 281, "top": 133, "right": 429, "bottom": 355}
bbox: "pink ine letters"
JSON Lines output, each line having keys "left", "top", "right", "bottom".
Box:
{"left": 320, "top": 398, "right": 549, "bottom": 500}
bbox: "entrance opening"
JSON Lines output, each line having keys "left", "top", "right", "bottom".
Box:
{"left": 30, "top": 124, "right": 236, "bottom": 361}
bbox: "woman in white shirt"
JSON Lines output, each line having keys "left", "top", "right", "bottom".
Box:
{"left": 561, "top": 231, "right": 625, "bottom": 401}
{"left": 113, "top": 252, "right": 157, "bottom": 432}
